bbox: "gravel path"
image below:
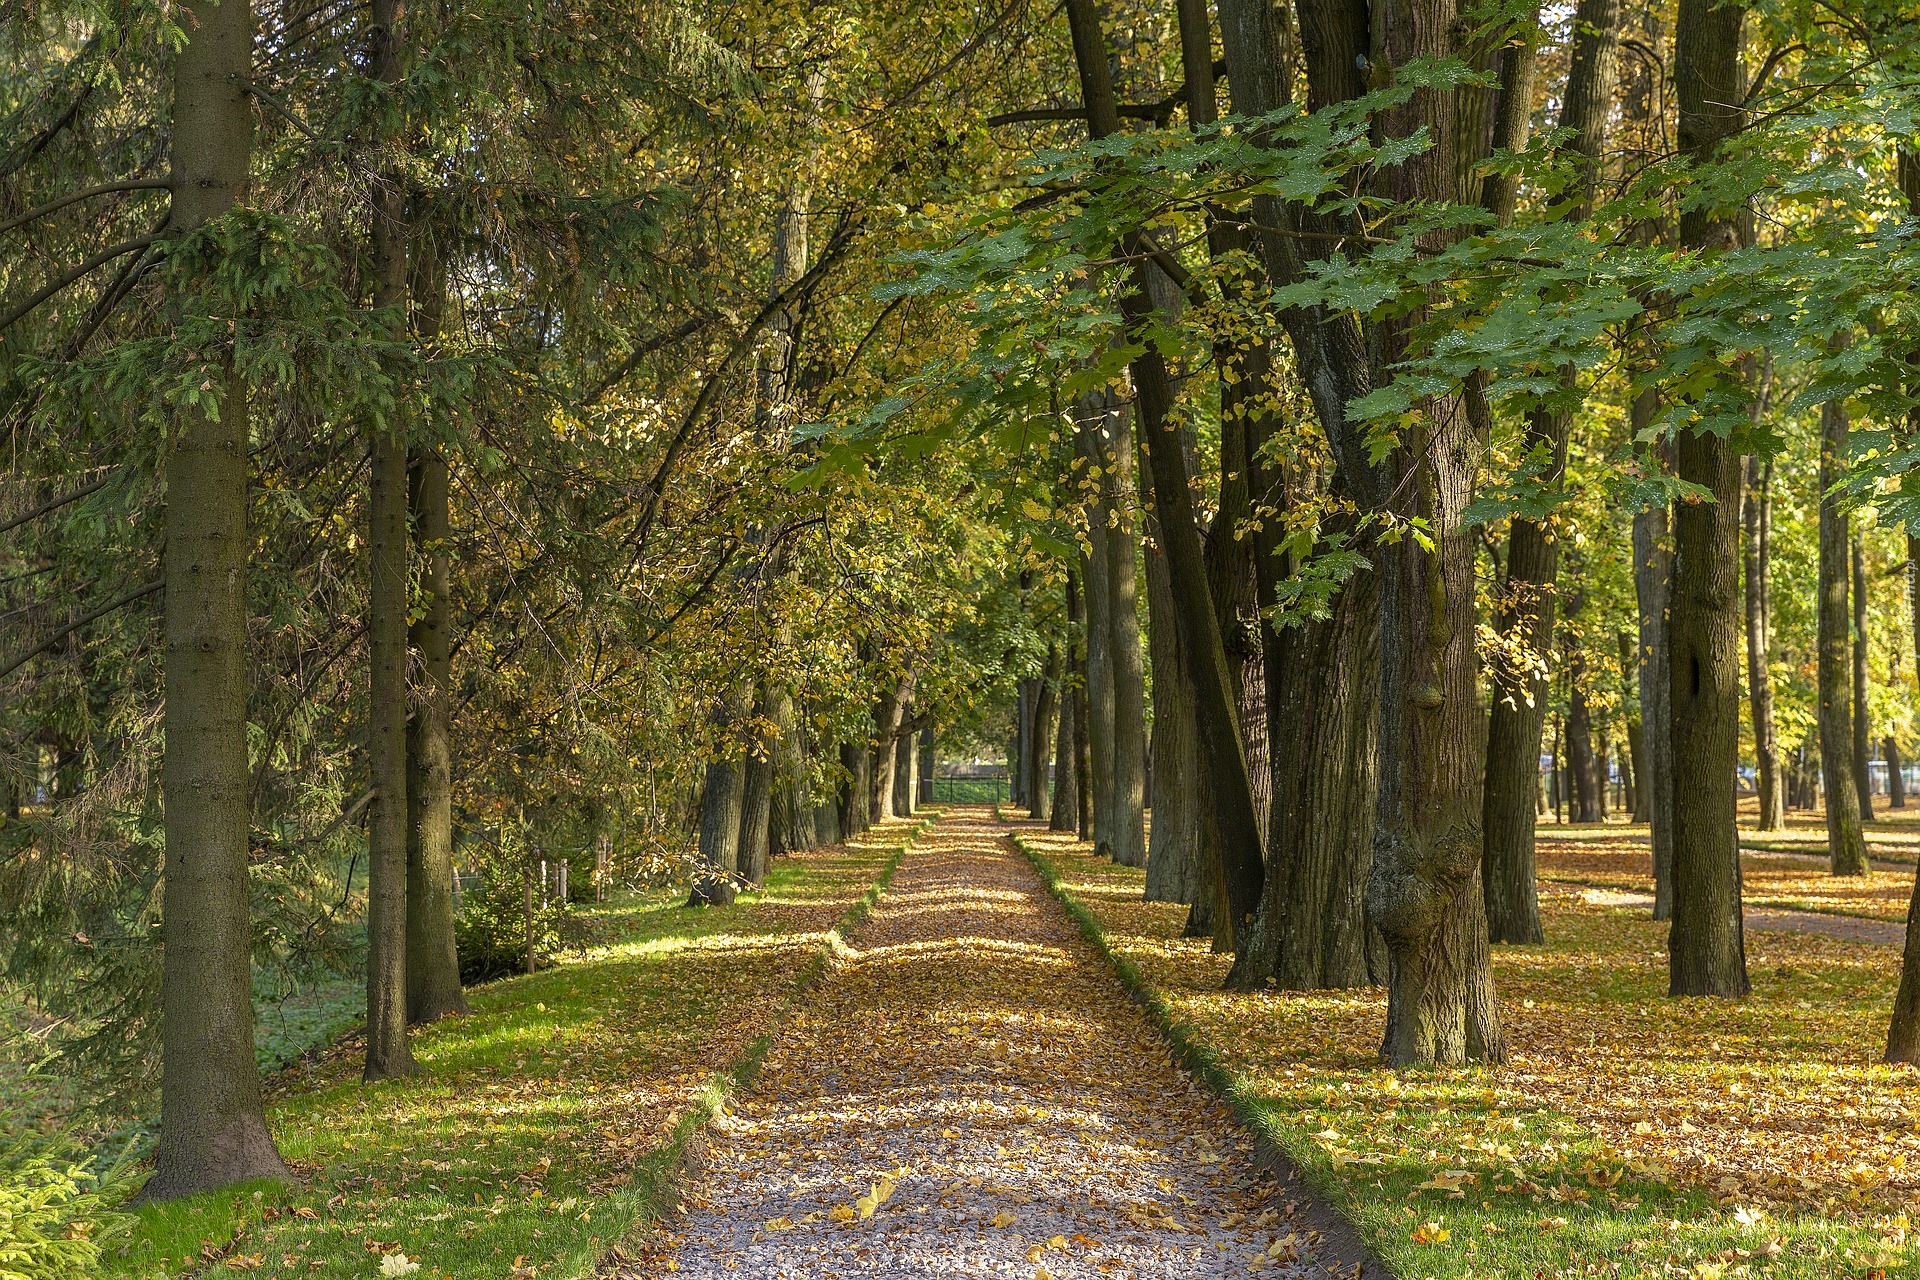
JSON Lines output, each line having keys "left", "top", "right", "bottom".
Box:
{"left": 619, "top": 808, "right": 1349, "bottom": 1279}
{"left": 1574, "top": 887, "right": 1903, "bottom": 944}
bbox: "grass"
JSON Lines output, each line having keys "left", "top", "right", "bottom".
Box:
{"left": 1010, "top": 823, "right": 1920, "bottom": 1280}
{"left": 105, "top": 815, "right": 930, "bottom": 1280}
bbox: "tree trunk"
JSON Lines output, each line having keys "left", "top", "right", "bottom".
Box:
{"left": 893, "top": 723, "right": 915, "bottom": 816}
{"left": 1819, "top": 400, "right": 1871, "bottom": 875}
{"left": 1103, "top": 407, "right": 1149, "bottom": 869}
{"left": 1230, "top": 566, "right": 1380, "bottom": 989}
{"left": 360, "top": 0, "right": 418, "bottom": 1084}
{"left": 770, "top": 689, "right": 816, "bottom": 856}
{"left": 141, "top": 0, "right": 294, "bottom": 1201}
{"left": 1481, "top": 0, "right": 1617, "bottom": 940}
{"left": 1890, "top": 736, "right": 1907, "bottom": 809}
{"left": 689, "top": 756, "right": 742, "bottom": 907}
{"left": 1080, "top": 522, "right": 1115, "bottom": 853}
{"left": 1852, "top": 529, "right": 1875, "bottom": 821}
{"left": 839, "top": 737, "right": 871, "bottom": 836}
{"left": 1632, "top": 498, "right": 1675, "bottom": 916}
{"left": 405, "top": 445, "right": 466, "bottom": 1025}
{"left": 1074, "top": 659, "right": 1092, "bottom": 838}
{"left": 870, "top": 673, "right": 911, "bottom": 820}
{"left": 1029, "top": 648, "right": 1060, "bottom": 821}
{"left": 1743, "top": 457, "right": 1784, "bottom": 830}
{"left": 1568, "top": 680, "right": 1600, "bottom": 824}
{"left": 737, "top": 699, "right": 774, "bottom": 889}
{"left": 1051, "top": 628, "right": 1081, "bottom": 833}
{"left": 1143, "top": 540, "right": 1202, "bottom": 906}
{"left": 1886, "top": 520, "right": 1920, "bottom": 1061}
{"left": 918, "top": 727, "right": 935, "bottom": 807}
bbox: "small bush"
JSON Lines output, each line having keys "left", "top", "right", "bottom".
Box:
{"left": 0, "top": 1129, "right": 136, "bottom": 1280}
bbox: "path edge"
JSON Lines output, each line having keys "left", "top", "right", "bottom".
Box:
{"left": 1009, "top": 826, "right": 1394, "bottom": 1280}
{"left": 585, "top": 811, "right": 936, "bottom": 1278}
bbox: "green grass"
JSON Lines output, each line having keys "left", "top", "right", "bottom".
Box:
{"left": 106, "top": 818, "right": 928, "bottom": 1280}
{"left": 1010, "top": 828, "right": 1920, "bottom": 1280}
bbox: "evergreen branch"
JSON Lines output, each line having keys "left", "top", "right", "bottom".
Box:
{"left": 0, "top": 474, "right": 114, "bottom": 537}
{"left": 0, "top": 234, "right": 161, "bottom": 335}
{"left": 0, "top": 579, "right": 162, "bottom": 684}
{"left": 0, "top": 178, "right": 172, "bottom": 237}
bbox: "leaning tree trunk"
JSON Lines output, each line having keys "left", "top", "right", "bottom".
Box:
{"left": 361, "top": 0, "right": 418, "bottom": 1084}
{"left": 141, "top": 0, "right": 293, "bottom": 1201}
{"left": 405, "top": 444, "right": 466, "bottom": 1024}
{"left": 1852, "top": 529, "right": 1875, "bottom": 822}
{"left": 1743, "top": 457, "right": 1785, "bottom": 830}
{"left": 1819, "top": 401, "right": 1871, "bottom": 875}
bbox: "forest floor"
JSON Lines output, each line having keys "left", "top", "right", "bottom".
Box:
{"left": 1013, "top": 814, "right": 1918, "bottom": 1280}
{"left": 615, "top": 808, "right": 1356, "bottom": 1280}
{"left": 105, "top": 816, "right": 931, "bottom": 1280}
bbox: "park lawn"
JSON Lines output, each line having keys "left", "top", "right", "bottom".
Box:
{"left": 1536, "top": 833, "right": 1915, "bottom": 924}
{"left": 1014, "top": 826, "right": 1920, "bottom": 1280}
{"left": 105, "top": 817, "right": 928, "bottom": 1280}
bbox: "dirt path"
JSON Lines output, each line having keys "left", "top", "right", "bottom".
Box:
{"left": 1572, "top": 886, "right": 1903, "bottom": 944}
{"left": 622, "top": 808, "right": 1346, "bottom": 1279}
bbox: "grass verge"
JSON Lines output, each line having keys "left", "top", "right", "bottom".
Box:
{"left": 107, "top": 815, "right": 931, "bottom": 1280}
{"left": 1010, "top": 825, "right": 1918, "bottom": 1280}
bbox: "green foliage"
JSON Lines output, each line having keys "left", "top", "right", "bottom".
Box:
{"left": 0, "top": 1129, "right": 136, "bottom": 1280}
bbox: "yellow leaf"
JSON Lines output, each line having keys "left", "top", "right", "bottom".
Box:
{"left": 991, "top": 1210, "right": 1018, "bottom": 1228}
{"left": 764, "top": 1217, "right": 793, "bottom": 1232}
{"left": 1410, "top": 1221, "right": 1450, "bottom": 1245}
{"left": 828, "top": 1203, "right": 856, "bottom": 1223}
{"left": 1026, "top": 1244, "right": 1045, "bottom": 1262}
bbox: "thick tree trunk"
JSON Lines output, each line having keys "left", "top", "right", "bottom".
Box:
{"left": 1230, "top": 568, "right": 1380, "bottom": 989}
{"left": 405, "top": 447, "right": 466, "bottom": 1025}
{"left": 839, "top": 737, "right": 871, "bottom": 836}
{"left": 1743, "top": 457, "right": 1784, "bottom": 830}
{"left": 1852, "top": 530, "right": 1875, "bottom": 821}
{"left": 870, "top": 673, "right": 911, "bottom": 820}
{"left": 1143, "top": 540, "right": 1202, "bottom": 906}
{"left": 1887, "top": 521, "right": 1920, "bottom": 1061}
{"left": 770, "top": 689, "right": 816, "bottom": 856}
{"left": 1028, "top": 648, "right": 1060, "bottom": 821}
{"left": 1568, "top": 680, "right": 1600, "bottom": 824}
{"left": 737, "top": 701, "right": 773, "bottom": 889}
{"left": 1819, "top": 401, "right": 1871, "bottom": 875}
{"left": 893, "top": 724, "right": 915, "bottom": 816}
{"left": 1104, "top": 413, "right": 1149, "bottom": 869}
{"left": 690, "top": 756, "right": 742, "bottom": 907}
{"left": 142, "top": 0, "right": 293, "bottom": 1200}
{"left": 361, "top": 0, "right": 418, "bottom": 1084}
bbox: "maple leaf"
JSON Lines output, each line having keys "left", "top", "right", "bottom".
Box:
{"left": 990, "top": 1209, "right": 1018, "bottom": 1228}
{"left": 1410, "top": 1221, "right": 1450, "bottom": 1245}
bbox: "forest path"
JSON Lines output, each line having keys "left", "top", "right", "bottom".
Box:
{"left": 1572, "top": 886, "right": 1903, "bottom": 944}
{"left": 624, "top": 806, "right": 1336, "bottom": 1279}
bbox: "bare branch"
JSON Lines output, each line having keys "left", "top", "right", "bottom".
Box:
{"left": 0, "top": 579, "right": 162, "bottom": 684}
{"left": 0, "top": 473, "right": 115, "bottom": 537}
{"left": 0, "top": 178, "right": 172, "bottom": 237}
{"left": 0, "top": 233, "right": 161, "bottom": 335}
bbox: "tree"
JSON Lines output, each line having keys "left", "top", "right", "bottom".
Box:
{"left": 1665, "top": 0, "right": 1750, "bottom": 999}
{"left": 141, "top": 0, "right": 293, "bottom": 1198}
{"left": 1743, "top": 454, "right": 1785, "bottom": 831}
{"left": 1818, "top": 398, "right": 1870, "bottom": 875}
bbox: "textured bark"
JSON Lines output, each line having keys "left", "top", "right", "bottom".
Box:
{"left": 1066, "top": 0, "right": 1255, "bottom": 921}
{"left": 1028, "top": 648, "right": 1060, "bottom": 821}
{"left": 839, "top": 737, "right": 871, "bottom": 836}
{"left": 1051, "top": 636, "right": 1081, "bottom": 833}
{"left": 1888, "top": 522, "right": 1920, "bottom": 1061}
{"left": 870, "top": 673, "right": 912, "bottom": 820}
{"left": 1567, "top": 681, "right": 1601, "bottom": 824}
{"left": 1074, "top": 661, "right": 1092, "bottom": 838}
{"left": 1890, "top": 736, "right": 1907, "bottom": 809}
{"left": 918, "top": 728, "right": 935, "bottom": 807}
{"left": 1231, "top": 566, "right": 1380, "bottom": 990}
{"left": 737, "top": 699, "right": 774, "bottom": 890}
{"left": 1104, "top": 412, "right": 1149, "bottom": 870}
{"left": 1482, "top": 0, "right": 1616, "bottom": 940}
{"left": 1852, "top": 530, "right": 1875, "bottom": 821}
{"left": 1143, "top": 540, "right": 1202, "bottom": 907}
{"left": 361, "top": 0, "right": 417, "bottom": 1084}
{"left": 1081, "top": 509, "right": 1116, "bottom": 853}
{"left": 1743, "top": 457, "right": 1784, "bottom": 830}
{"left": 142, "top": 0, "right": 293, "bottom": 1200}
{"left": 1819, "top": 401, "right": 1870, "bottom": 875}
{"left": 769, "top": 690, "right": 816, "bottom": 856}
{"left": 689, "top": 756, "right": 742, "bottom": 907}
{"left": 405, "top": 446, "right": 466, "bottom": 1024}
{"left": 892, "top": 723, "right": 915, "bottom": 816}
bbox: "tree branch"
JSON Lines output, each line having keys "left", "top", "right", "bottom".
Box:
{"left": 0, "top": 233, "right": 160, "bottom": 335}
{"left": 0, "top": 178, "right": 172, "bottom": 237}
{"left": 582, "top": 311, "right": 718, "bottom": 406}
{"left": 0, "top": 579, "right": 162, "bottom": 683}
{"left": 988, "top": 61, "right": 1225, "bottom": 127}
{"left": 0, "top": 473, "right": 113, "bottom": 537}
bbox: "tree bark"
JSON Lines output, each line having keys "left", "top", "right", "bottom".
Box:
{"left": 1064, "top": 0, "right": 1262, "bottom": 932}
{"left": 1080, "top": 504, "right": 1116, "bottom": 853}
{"left": 405, "top": 445, "right": 466, "bottom": 1024}
{"left": 1051, "top": 585, "right": 1082, "bottom": 832}
{"left": 1143, "top": 539, "right": 1202, "bottom": 906}
{"left": 689, "top": 756, "right": 742, "bottom": 907}
{"left": 1029, "top": 647, "right": 1060, "bottom": 820}
{"left": 870, "top": 672, "right": 912, "bottom": 820}
{"left": 1743, "top": 457, "right": 1784, "bottom": 830}
{"left": 893, "top": 721, "right": 916, "bottom": 816}
{"left": 1852, "top": 529, "right": 1875, "bottom": 821}
{"left": 1886, "top": 521, "right": 1920, "bottom": 1061}
{"left": 361, "top": 0, "right": 418, "bottom": 1084}
{"left": 1103, "top": 407, "right": 1149, "bottom": 869}
{"left": 1568, "top": 679, "right": 1601, "bottom": 824}
{"left": 737, "top": 696, "right": 774, "bottom": 889}
{"left": 1819, "top": 400, "right": 1871, "bottom": 875}
{"left": 1890, "top": 736, "right": 1907, "bottom": 809}
{"left": 1632, "top": 436, "right": 1676, "bottom": 916}
{"left": 141, "top": 0, "right": 294, "bottom": 1201}
{"left": 1481, "top": 0, "right": 1616, "bottom": 940}
{"left": 839, "top": 737, "right": 871, "bottom": 836}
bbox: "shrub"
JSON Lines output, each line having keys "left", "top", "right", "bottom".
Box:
{"left": 0, "top": 1129, "right": 135, "bottom": 1280}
